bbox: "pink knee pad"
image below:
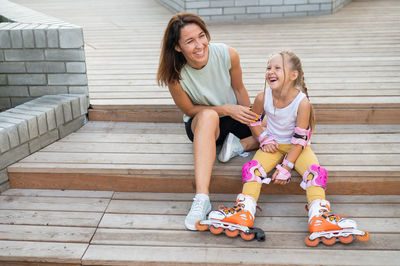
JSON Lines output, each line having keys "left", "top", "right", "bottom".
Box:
{"left": 300, "top": 164, "right": 328, "bottom": 190}
{"left": 242, "top": 160, "right": 271, "bottom": 185}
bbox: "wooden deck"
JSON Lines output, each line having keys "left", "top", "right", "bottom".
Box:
{"left": 0, "top": 188, "right": 399, "bottom": 265}
{"left": 12, "top": 0, "right": 400, "bottom": 124}
{"left": 8, "top": 121, "right": 400, "bottom": 195}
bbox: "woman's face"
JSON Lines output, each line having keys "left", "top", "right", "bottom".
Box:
{"left": 175, "top": 23, "right": 209, "bottom": 69}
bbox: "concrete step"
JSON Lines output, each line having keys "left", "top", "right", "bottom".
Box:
{"left": 7, "top": 121, "right": 400, "bottom": 195}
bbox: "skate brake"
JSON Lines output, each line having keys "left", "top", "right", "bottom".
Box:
{"left": 248, "top": 227, "right": 265, "bottom": 241}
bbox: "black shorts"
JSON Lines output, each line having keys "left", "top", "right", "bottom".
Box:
{"left": 184, "top": 116, "right": 252, "bottom": 145}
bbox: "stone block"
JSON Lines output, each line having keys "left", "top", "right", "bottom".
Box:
{"left": 186, "top": 1, "right": 209, "bottom": 8}
{"left": 0, "top": 30, "right": 11, "bottom": 48}
{"left": 284, "top": 0, "right": 307, "bottom": 4}
{"left": 34, "top": 29, "right": 47, "bottom": 48}
{"left": 46, "top": 28, "right": 59, "bottom": 48}
{"left": 11, "top": 97, "right": 34, "bottom": 107}
{"left": 59, "top": 27, "right": 84, "bottom": 48}
{"left": 62, "top": 94, "right": 89, "bottom": 116}
{"left": 0, "top": 62, "right": 26, "bottom": 73}
{"left": 199, "top": 8, "right": 223, "bottom": 16}
{"left": 259, "top": 0, "right": 283, "bottom": 5}
{"left": 272, "top": 5, "right": 295, "bottom": 12}
{"left": 66, "top": 62, "right": 86, "bottom": 73}
{"left": 0, "top": 75, "right": 6, "bottom": 85}
{"left": 1, "top": 111, "right": 39, "bottom": 139}
{"left": 68, "top": 86, "right": 88, "bottom": 94}
{"left": 0, "top": 143, "right": 30, "bottom": 169}
{"left": 247, "top": 6, "right": 271, "bottom": 13}
{"left": 29, "top": 86, "right": 68, "bottom": 96}
{"left": 4, "top": 49, "right": 44, "bottom": 61}
{"left": 0, "top": 51, "right": 4, "bottom": 61}
{"left": 48, "top": 74, "right": 88, "bottom": 86}
{"left": 0, "top": 86, "right": 29, "bottom": 97}
{"left": 0, "top": 128, "right": 11, "bottom": 153}
{"left": 223, "top": 7, "right": 245, "bottom": 15}
{"left": 0, "top": 122, "right": 20, "bottom": 148}
{"left": 22, "top": 29, "right": 35, "bottom": 48}
{"left": 0, "top": 169, "right": 8, "bottom": 184}
{"left": 235, "top": 0, "right": 258, "bottom": 6}
{"left": 16, "top": 103, "right": 56, "bottom": 131}
{"left": 30, "top": 97, "right": 65, "bottom": 126}
{"left": 10, "top": 108, "right": 47, "bottom": 136}
{"left": 9, "top": 30, "right": 23, "bottom": 48}
{"left": 37, "top": 95, "right": 75, "bottom": 123}
{"left": 0, "top": 182, "right": 10, "bottom": 193}
{"left": 0, "top": 98, "right": 11, "bottom": 110}
{"left": 0, "top": 116, "right": 29, "bottom": 144}
{"left": 8, "top": 74, "right": 46, "bottom": 85}
{"left": 296, "top": 4, "right": 320, "bottom": 12}
{"left": 211, "top": 0, "right": 234, "bottom": 8}
{"left": 29, "top": 128, "right": 59, "bottom": 153}
{"left": 26, "top": 62, "right": 66, "bottom": 73}
{"left": 45, "top": 49, "right": 85, "bottom": 61}
{"left": 58, "top": 114, "right": 86, "bottom": 138}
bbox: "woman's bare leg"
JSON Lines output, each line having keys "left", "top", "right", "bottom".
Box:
{"left": 191, "top": 109, "right": 220, "bottom": 195}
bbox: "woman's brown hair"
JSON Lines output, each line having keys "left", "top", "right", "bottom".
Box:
{"left": 157, "top": 13, "right": 210, "bottom": 87}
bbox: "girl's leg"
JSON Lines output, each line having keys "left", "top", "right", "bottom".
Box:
{"left": 242, "top": 147, "right": 286, "bottom": 201}
{"left": 191, "top": 109, "right": 220, "bottom": 195}
{"left": 294, "top": 146, "right": 325, "bottom": 204}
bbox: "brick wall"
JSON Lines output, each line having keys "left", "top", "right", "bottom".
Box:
{"left": 0, "top": 0, "right": 88, "bottom": 111}
{"left": 156, "top": 0, "right": 352, "bottom": 22}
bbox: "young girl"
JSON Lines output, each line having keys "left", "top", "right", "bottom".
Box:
{"left": 196, "top": 51, "right": 370, "bottom": 246}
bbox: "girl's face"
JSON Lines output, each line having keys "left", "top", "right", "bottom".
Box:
{"left": 175, "top": 23, "right": 209, "bottom": 69}
{"left": 266, "top": 54, "right": 297, "bottom": 90}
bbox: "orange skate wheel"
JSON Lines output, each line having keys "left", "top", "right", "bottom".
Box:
{"left": 304, "top": 236, "right": 319, "bottom": 247}
{"left": 356, "top": 231, "right": 370, "bottom": 242}
{"left": 321, "top": 237, "right": 336, "bottom": 246}
{"left": 240, "top": 231, "right": 255, "bottom": 241}
{"left": 210, "top": 225, "right": 224, "bottom": 235}
{"left": 338, "top": 235, "right": 354, "bottom": 244}
{"left": 225, "top": 229, "right": 240, "bottom": 238}
{"left": 195, "top": 220, "right": 208, "bottom": 231}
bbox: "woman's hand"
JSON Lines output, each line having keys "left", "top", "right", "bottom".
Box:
{"left": 225, "top": 104, "right": 259, "bottom": 125}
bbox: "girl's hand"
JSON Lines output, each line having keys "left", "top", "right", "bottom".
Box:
{"left": 261, "top": 143, "right": 278, "bottom": 153}
{"left": 226, "top": 104, "right": 258, "bottom": 124}
{"left": 271, "top": 167, "right": 290, "bottom": 185}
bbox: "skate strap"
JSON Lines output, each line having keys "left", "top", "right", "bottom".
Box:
{"left": 275, "top": 164, "right": 291, "bottom": 183}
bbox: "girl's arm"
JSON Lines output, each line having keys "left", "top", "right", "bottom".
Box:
{"left": 272, "top": 97, "right": 311, "bottom": 185}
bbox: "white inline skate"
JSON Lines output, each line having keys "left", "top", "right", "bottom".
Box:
{"left": 195, "top": 194, "right": 265, "bottom": 241}
{"left": 305, "top": 199, "right": 370, "bottom": 246}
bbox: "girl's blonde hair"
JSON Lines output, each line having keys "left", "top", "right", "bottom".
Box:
{"left": 274, "top": 50, "right": 315, "bottom": 131}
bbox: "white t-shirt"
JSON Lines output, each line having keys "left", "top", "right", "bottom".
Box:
{"left": 264, "top": 87, "right": 306, "bottom": 144}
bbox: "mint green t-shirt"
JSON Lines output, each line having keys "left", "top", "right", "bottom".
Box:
{"left": 179, "top": 42, "right": 237, "bottom": 122}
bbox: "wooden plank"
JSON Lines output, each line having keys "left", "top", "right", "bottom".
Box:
{"left": 2, "top": 189, "right": 113, "bottom": 198}
{"left": 98, "top": 213, "right": 400, "bottom": 233}
{"left": 82, "top": 245, "right": 400, "bottom": 265}
{"left": 0, "top": 196, "right": 110, "bottom": 212}
{"left": 112, "top": 192, "right": 400, "bottom": 204}
{"left": 105, "top": 200, "right": 400, "bottom": 218}
{"left": 0, "top": 224, "right": 95, "bottom": 243}
{"left": 0, "top": 210, "right": 102, "bottom": 227}
{"left": 91, "top": 228, "right": 400, "bottom": 250}
{"left": 0, "top": 241, "right": 87, "bottom": 264}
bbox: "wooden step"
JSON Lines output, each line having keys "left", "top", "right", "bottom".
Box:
{"left": 88, "top": 103, "right": 400, "bottom": 124}
{"left": 0, "top": 189, "right": 399, "bottom": 265}
{"left": 8, "top": 121, "right": 400, "bottom": 194}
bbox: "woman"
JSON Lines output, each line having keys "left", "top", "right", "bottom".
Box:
{"left": 157, "top": 13, "right": 258, "bottom": 230}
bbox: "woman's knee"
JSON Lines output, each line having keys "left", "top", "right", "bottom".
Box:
{"left": 192, "top": 109, "right": 219, "bottom": 137}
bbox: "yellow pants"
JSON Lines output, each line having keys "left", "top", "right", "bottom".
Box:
{"left": 242, "top": 144, "right": 325, "bottom": 204}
